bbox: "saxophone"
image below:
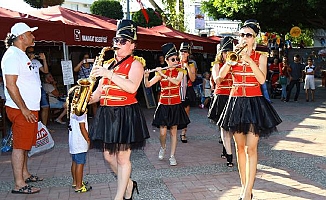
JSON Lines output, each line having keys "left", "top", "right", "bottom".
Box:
{"left": 72, "top": 47, "right": 111, "bottom": 116}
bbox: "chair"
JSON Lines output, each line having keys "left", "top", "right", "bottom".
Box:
{"left": 0, "top": 99, "right": 7, "bottom": 138}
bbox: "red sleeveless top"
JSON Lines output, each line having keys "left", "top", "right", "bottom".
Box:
{"left": 230, "top": 51, "right": 262, "bottom": 97}
{"left": 100, "top": 56, "right": 138, "bottom": 106}
{"left": 214, "top": 63, "right": 233, "bottom": 95}
{"left": 159, "top": 68, "right": 184, "bottom": 105}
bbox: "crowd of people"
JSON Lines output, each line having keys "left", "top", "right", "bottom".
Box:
{"left": 0, "top": 17, "right": 319, "bottom": 200}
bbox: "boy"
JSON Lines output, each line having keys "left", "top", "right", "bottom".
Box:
{"left": 67, "top": 86, "right": 92, "bottom": 193}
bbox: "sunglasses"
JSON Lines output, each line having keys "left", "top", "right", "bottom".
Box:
{"left": 112, "top": 37, "right": 131, "bottom": 45}
{"left": 169, "top": 57, "right": 180, "bottom": 62}
{"left": 240, "top": 33, "right": 254, "bottom": 38}
{"left": 27, "top": 51, "right": 34, "bottom": 54}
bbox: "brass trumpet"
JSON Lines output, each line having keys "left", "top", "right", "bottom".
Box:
{"left": 226, "top": 44, "right": 248, "bottom": 65}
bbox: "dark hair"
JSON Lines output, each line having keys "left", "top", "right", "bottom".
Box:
{"left": 4, "top": 33, "right": 17, "bottom": 49}
{"left": 79, "top": 52, "right": 90, "bottom": 61}
{"left": 294, "top": 54, "right": 300, "bottom": 58}
{"left": 66, "top": 85, "right": 80, "bottom": 131}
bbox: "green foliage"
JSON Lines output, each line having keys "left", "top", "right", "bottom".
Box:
{"left": 201, "top": 0, "right": 326, "bottom": 35}
{"left": 286, "top": 28, "right": 314, "bottom": 47}
{"left": 90, "top": 0, "right": 123, "bottom": 20}
{"left": 162, "top": 0, "right": 185, "bottom": 31}
{"left": 24, "top": 0, "right": 64, "bottom": 8}
{"left": 132, "top": 8, "right": 163, "bottom": 28}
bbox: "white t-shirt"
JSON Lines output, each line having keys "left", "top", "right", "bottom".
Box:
{"left": 31, "top": 59, "right": 43, "bottom": 85}
{"left": 69, "top": 113, "right": 89, "bottom": 154}
{"left": 1, "top": 46, "right": 41, "bottom": 110}
{"left": 305, "top": 65, "right": 315, "bottom": 77}
{"left": 42, "top": 83, "right": 60, "bottom": 104}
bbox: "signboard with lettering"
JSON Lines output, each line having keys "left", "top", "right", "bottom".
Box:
{"left": 61, "top": 60, "right": 75, "bottom": 85}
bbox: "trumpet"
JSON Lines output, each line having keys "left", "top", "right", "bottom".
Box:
{"left": 226, "top": 44, "right": 248, "bottom": 65}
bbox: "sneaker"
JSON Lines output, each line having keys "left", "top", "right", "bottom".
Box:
{"left": 158, "top": 147, "right": 166, "bottom": 160}
{"left": 55, "top": 118, "right": 66, "bottom": 125}
{"left": 199, "top": 104, "right": 204, "bottom": 109}
{"left": 75, "top": 185, "right": 92, "bottom": 193}
{"left": 169, "top": 155, "right": 177, "bottom": 166}
{"left": 72, "top": 181, "right": 89, "bottom": 188}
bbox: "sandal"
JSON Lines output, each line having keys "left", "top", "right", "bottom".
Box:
{"left": 25, "top": 174, "right": 43, "bottom": 183}
{"left": 11, "top": 185, "right": 40, "bottom": 194}
{"left": 75, "top": 185, "right": 92, "bottom": 193}
{"left": 226, "top": 154, "right": 234, "bottom": 167}
{"left": 180, "top": 134, "right": 188, "bottom": 143}
{"left": 72, "top": 181, "right": 89, "bottom": 188}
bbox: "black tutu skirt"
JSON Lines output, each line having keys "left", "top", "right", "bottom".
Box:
{"left": 217, "top": 96, "right": 282, "bottom": 137}
{"left": 207, "top": 94, "right": 229, "bottom": 123}
{"left": 152, "top": 103, "right": 190, "bottom": 130}
{"left": 89, "top": 103, "right": 150, "bottom": 153}
{"left": 182, "top": 86, "right": 196, "bottom": 107}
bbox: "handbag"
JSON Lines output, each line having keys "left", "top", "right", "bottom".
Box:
{"left": 1, "top": 130, "right": 13, "bottom": 152}
{"left": 278, "top": 75, "right": 287, "bottom": 85}
{"left": 28, "top": 122, "right": 55, "bottom": 157}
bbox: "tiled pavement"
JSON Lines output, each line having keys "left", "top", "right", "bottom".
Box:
{"left": 0, "top": 79, "right": 325, "bottom": 200}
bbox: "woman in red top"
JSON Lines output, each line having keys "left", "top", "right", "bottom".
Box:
{"left": 278, "top": 56, "right": 289, "bottom": 101}
{"left": 144, "top": 43, "right": 190, "bottom": 166}
{"left": 208, "top": 36, "right": 234, "bottom": 167}
{"left": 218, "top": 20, "right": 281, "bottom": 200}
{"left": 89, "top": 20, "right": 150, "bottom": 200}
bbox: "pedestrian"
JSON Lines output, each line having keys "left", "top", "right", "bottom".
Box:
{"left": 89, "top": 19, "right": 150, "bottom": 200}
{"left": 26, "top": 46, "right": 50, "bottom": 126}
{"left": 42, "top": 73, "right": 67, "bottom": 124}
{"left": 144, "top": 43, "right": 190, "bottom": 166}
{"left": 1, "top": 22, "right": 42, "bottom": 194}
{"left": 199, "top": 71, "right": 212, "bottom": 109}
{"left": 304, "top": 58, "right": 316, "bottom": 102}
{"left": 179, "top": 42, "right": 196, "bottom": 143}
{"left": 279, "top": 56, "right": 289, "bottom": 101}
{"left": 208, "top": 36, "right": 234, "bottom": 167}
{"left": 285, "top": 54, "right": 305, "bottom": 102}
{"left": 73, "top": 52, "right": 97, "bottom": 117}
{"left": 218, "top": 19, "right": 282, "bottom": 200}
{"left": 67, "top": 86, "right": 92, "bottom": 193}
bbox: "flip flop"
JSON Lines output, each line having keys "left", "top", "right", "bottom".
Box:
{"left": 25, "top": 174, "right": 44, "bottom": 183}
{"left": 11, "top": 185, "right": 40, "bottom": 194}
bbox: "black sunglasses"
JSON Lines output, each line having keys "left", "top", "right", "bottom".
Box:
{"left": 169, "top": 57, "right": 180, "bottom": 62}
{"left": 240, "top": 33, "right": 254, "bottom": 38}
{"left": 112, "top": 37, "right": 131, "bottom": 45}
{"left": 27, "top": 51, "right": 34, "bottom": 54}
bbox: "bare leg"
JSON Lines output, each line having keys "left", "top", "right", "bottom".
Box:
{"left": 41, "top": 106, "right": 49, "bottom": 126}
{"left": 160, "top": 126, "right": 167, "bottom": 148}
{"left": 305, "top": 89, "right": 309, "bottom": 101}
{"left": 233, "top": 133, "right": 247, "bottom": 197}
{"left": 71, "top": 161, "right": 76, "bottom": 186}
{"left": 12, "top": 149, "right": 27, "bottom": 189}
{"left": 221, "top": 128, "right": 232, "bottom": 155}
{"left": 22, "top": 151, "right": 30, "bottom": 179}
{"left": 115, "top": 150, "right": 132, "bottom": 200}
{"left": 243, "top": 132, "right": 259, "bottom": 200}
{"left": 182, "top": 105, "right": 190, "bottom": 138}
{"left": 170, "top": 125, "right": 178, "bottom": 156}
{"left": 75, "top": 163, "right": 85, "bottom": 189}
{"left": 311, "top": 89, "right": 315, "bottom": 101}
{"left": 57, "top": 107, "right": 67, "bottom": 122}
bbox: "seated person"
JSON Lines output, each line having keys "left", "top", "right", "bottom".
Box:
{"left": 42, "top": 73, "right": 67, "bottom": 124}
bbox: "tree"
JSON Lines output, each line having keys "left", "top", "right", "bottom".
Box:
{"left": 163, "top": 0, "right": 185, "bottom": 31}
{"left": 24, "top": 0, "right": 64, "bottom": 8}
{"left": 90, "top": 0, "right": 123, "bottom": 20}
{"left": 132, "top": 8, "right": 163, "bottom": 28}
{"left": 201, "top": 0, "right": 326, "bottom": 35}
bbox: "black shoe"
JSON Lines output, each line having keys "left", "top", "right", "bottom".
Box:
{"left": 124, "top": 180, "right": 139, "bottom": 200}
{"left": 180, "top": 134, "right": 188, "bottom": 143}
{"left": 226, "top": 154, "right": 234, "bottom": 167}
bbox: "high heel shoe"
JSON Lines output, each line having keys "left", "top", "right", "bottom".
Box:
{"left": 180, "top": 134, "right": 187, "bottom": 143}
{"left": 124, "top": 180, "right": 139, "bottom": 200}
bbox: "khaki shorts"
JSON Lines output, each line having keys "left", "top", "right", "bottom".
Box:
{"left": 6, "top": 107, "right": 39, "bottom": 150}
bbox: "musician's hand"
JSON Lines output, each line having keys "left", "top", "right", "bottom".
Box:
{"left": 144, "top": 69, "right": 150, "bottom": 78}
{"left": 92, "top": 66, "right": 110, "bottom": 78}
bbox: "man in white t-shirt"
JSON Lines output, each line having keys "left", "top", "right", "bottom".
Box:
{"left": 26, "top": 46, "right": 50, "bottom": 125}
{"left": 1, "top": 22, "right": 41, "bottom": 194}
{"left": 304, "top": 58, "right": 316, "bottom": 102}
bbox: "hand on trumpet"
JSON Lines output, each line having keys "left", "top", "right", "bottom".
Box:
{"left": 144, "top": 69, "right": 150, "bottom": 78}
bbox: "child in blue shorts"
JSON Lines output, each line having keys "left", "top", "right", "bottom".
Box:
{"left": 67, "top": 86, "right": 92, "bottom": 193}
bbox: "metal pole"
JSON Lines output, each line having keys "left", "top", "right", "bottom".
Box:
{"left": 126, "top": 0, "right": 130, "bottom": 19}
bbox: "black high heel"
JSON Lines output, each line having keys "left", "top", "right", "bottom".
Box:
{"left": 180, "top": 134, "right": 188, "bottom": 143}
{"left": 221, "top": 146, "right": 226, "bottom": 159}
{"left": 226, "top": 154, "right": 234, "bottom": 167}
{"left": 124, "top": 180, "right": 139, "bottom": 200}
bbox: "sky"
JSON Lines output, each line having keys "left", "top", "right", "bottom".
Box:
{"left": 0, "top": 0, "right": 37, "bottom": 13}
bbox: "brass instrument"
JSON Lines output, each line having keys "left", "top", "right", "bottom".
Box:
{"left": 72, "top": 47, "right": 111, "bottom": 116}
{"left": 226, "top": 44, "right": 248, "bottom": 65}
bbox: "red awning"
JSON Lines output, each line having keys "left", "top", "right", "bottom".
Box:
{"left": 0, "top": 7, "right": 64, "bottom": 43}
{"left": 150, "top": 25, "right": 218, "bottom": 54}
